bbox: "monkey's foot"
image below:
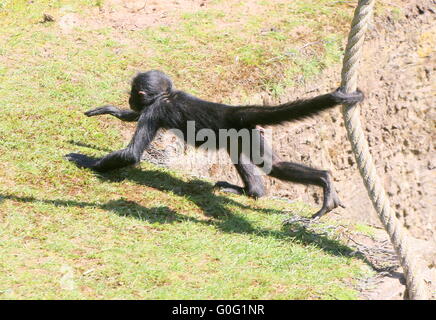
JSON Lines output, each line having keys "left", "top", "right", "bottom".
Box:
{"left": 214, "top": 181, "right": 244, "bottom": 195}
{"left": 311, "top": 189, "right": 345, "bottom": 219}
{"left": 65, "top": 153, "right": 99, "bottom": 169}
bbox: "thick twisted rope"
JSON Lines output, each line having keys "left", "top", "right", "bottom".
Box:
{"left": 340, "top": 0, "right": 427, "bottom": 299}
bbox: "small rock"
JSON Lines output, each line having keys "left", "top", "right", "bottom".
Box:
{"left": 42, "top": 13, "right": 55, "bottom": 23}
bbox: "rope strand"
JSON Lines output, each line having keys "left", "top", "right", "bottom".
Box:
{"left": 340, "top": 0, "right": 427, "bottom": 299}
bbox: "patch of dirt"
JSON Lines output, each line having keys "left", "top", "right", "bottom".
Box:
{"left": 282, "top": 217, "right": 435, "bottom": 299}
{"left": 54, "top": 0, "right": 208, "bottom": 33}
{"left": 56, "top": 0, "right": 234, "bottom": 32}
{"left": 348, "top": 228, "right": 436, "bottom": 299}
{"left": 88, "top": 0, "right": 206, "bottom": 30}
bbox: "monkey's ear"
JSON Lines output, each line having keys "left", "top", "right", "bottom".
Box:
{"left": 138, "top": 91, "right": 146, "bottom": 95}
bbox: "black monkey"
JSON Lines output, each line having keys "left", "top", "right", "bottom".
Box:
{"left": 66, "top": 70, "right": 363, "bottom": 218}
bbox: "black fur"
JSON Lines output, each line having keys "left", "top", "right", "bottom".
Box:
{"left": 66, "top": 70, "right": 364, "bottom": 218}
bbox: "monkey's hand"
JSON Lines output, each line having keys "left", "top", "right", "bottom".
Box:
{"left": 331, "top": 88, "right": 364, "bottom": 105}
{"left": 84, "top": 105, "right": 118, "bottom": 117}
{"left": 65, "top": 153, "right": 99, "bottom": 169}
{"left": 84, "top": 106, "right": 140, "bottom": 122}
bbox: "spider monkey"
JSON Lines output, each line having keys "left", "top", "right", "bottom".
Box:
{"left": 66, "top": 70, "right": 363, "bottom": 218}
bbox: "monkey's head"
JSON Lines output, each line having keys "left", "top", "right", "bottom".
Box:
{"left": 129, "top": 70, "right": 173, "bottom": 112}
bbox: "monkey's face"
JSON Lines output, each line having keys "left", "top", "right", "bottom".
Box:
{"left": 129, "top": 88, "right": 152, "bottom": 112}
{"left": 129, "top": 70, "right": 173, "bottom": 112}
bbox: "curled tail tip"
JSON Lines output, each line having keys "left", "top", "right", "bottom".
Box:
{"left": 333, "top": 87, "right": 365, "bottom": 104}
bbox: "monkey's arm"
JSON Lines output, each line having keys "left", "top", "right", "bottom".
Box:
{"left": 232, "top": 88, "right": 364, "bottom": 127}
{"left": 85, "top": 105, "right": 140, "bottom": 122}
{"left": 66, "top": 110, "right": 159, "bottom": 172}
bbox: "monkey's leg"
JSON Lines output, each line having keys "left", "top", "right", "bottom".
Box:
{"left": 84, "top": 105, "right": 140, "bottom": 122}
{"left": 268, "top": 161, "right": 344, "bottom": 219}
{"left": 67, "top": 110, "right": 158, "bottom": 171}
{"left": 215, "top": 152, "right": 265, "bottom": 199}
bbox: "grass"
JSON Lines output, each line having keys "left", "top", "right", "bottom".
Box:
{"left": 0, "top": 0, "right": 402, "bottom": 299}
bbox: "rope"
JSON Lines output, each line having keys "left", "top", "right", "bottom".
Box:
{"left": 340, "top": 0, "right": 427, "bottom": 299}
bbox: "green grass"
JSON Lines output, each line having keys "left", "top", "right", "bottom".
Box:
{"left": 0, "top": 0, "right": 386, "bottom": 299}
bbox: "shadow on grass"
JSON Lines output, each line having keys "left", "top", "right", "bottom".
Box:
{"left": 1, "top": 165, "right": 358, "bottom": 259}
{"left": 68, "top": 140, "right": 113, "bottom": 153}
{"left": 0, "top": 195, "right": 198, "bottom": 225}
